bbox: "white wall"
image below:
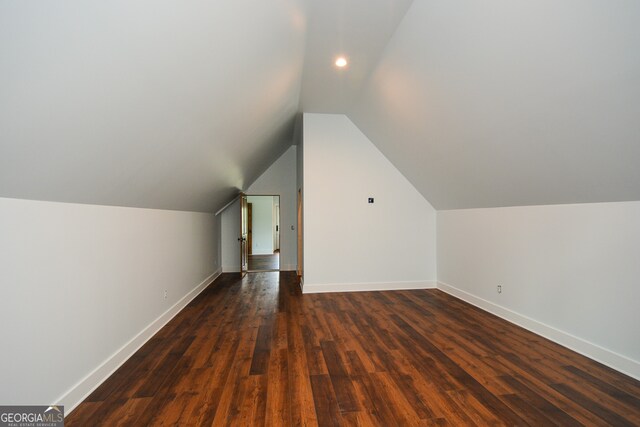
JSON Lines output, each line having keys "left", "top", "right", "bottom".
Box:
{"left": 220, "top": 198, "right": 241, "bottom": 272}
{"left": 247, "top": 145, "right": 298, "bottom": 270}
{"left": 0, "top": 197, "right": 220, "bottom": 410}
{"left": 247, "top": 196, "right": 274, "bottom": 255}
{"left": 0, "top": 1, "right": 306, "bottom": 213}
{"left": 295, "top": 116, "right": 304, "bottom": 277}
{"left": 437, "top": 202, "right": 640, "bottom": 379}
{"left": 302, "top": 113, "right": 437, "bottom": 292}
{"left": 350, "top": 0, "right": 640, "bottom": 209}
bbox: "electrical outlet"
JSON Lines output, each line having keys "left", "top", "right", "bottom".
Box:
{"left": 497, "top": 285, "right": 502, "bottom": 294}
{"left": 164, "top": 290, "right": 168, "bottom": 300}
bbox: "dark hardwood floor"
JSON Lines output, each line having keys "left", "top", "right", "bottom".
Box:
{"left": 248, "top": 254, "right": 279, "bottom": 271}
{"left": 66, "top": 272, "right": 640, "bottom": 426}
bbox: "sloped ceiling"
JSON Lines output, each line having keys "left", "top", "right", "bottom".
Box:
{"left": 299, "top": 0, "right": 413, "bottom": 113}
{"left": 0, "top": 1, "right": 306, "bottom": 212}
{"left": 3, "top": 1, "right": 639, "bottom": 212}
{"left": 350, "top": 0, "right": 640, "bottom": 209}
{"left": 0, "top": 0, "right": 413, "bottom": 213}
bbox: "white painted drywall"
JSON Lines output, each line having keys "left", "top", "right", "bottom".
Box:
{"left": 247, "top": 196, "right": 274, "bottom": 255}
{"left": 0, "top": 1, "right": 306, "bottom": 212}
{"left": 0, "top": 197, "right": 219, "bottom": 409}
{"left": 351, "top": 0, "right": 640, "bottom": 209}
{"left": 220, "top": 198, "right": 241, "bottom": 272}
{"left": 437, "top": 202, "right": 640, "bottom": 378}
{"left": 247, "top": 146, "right": 299, "bottom": 270}
{"left": 302, "top": 113, "right": 436, "bottom": 292}
{"left": 299, "top": 0, "right": 413, "bottom": 112}
{"left": 295, "top": 116, "right": 304, "bottom": 277}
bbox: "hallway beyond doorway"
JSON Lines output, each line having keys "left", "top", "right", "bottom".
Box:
{"left": 248, "top": 253, "right": 279, "bottom": 271}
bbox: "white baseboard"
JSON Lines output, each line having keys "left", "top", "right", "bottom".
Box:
{"left": 303, "top": 280, "right": 436, "bottom": 294}
{"left": 222, "top": 265, "right": 240, "bottom": 273}
{"left": 60, "top": 268, "right": 222, "bottom": 415}
{"left": 437, "top": 281, "right": 640, "bottom": 381}
{"left": 279, "top": 264, "right": 297, "bottom": 272}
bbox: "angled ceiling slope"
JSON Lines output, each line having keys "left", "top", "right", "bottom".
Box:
{"left": 0, "top": 1, "right": 306, "bottom": 212}
{"left": 299, "top": 0, "right": 413, "bottom": 113}
{"left": 6, "top": 1, "right": 634, "bottom": 213}
{"left": 350, "top": 0, "right": 640, "bottom": 209}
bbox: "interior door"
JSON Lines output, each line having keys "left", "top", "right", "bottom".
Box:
{"left": 297, "top": 189, "right": 303, "bottom": 277}
{"left": 240, "top": 194, "right": 248, "bottom": 276}
{"left": 247, "top": 203, "right": 253, "bottom": 255}
{"left": 274, "top": 203, "right": 280, "bottom": 251}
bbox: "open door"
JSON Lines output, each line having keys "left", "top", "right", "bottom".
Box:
{"left": 247, "top": 203, "right": 253, "bottom": 255}
{"left": 240, "top": 193, "right": 248, "bottom": 276}
{"left": 274, "top": 202, "right": 280, "bottom": 252}
{"left": 297, "top": 189, "right": 303, "bottom": 277}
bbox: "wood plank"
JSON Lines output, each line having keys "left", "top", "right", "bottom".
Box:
{"left": 498, "top": 374, "right": 582, "bottom": 426}
{"left": 550, "top": 382, "right": 636, "bottom": 426}
{"left": 310, "top": 375, "right": 343, "bottom": 426}
{"left": 320, "top": 340, "right": 360, "bottom": 413}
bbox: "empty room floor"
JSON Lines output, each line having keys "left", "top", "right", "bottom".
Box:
{"left": 66, "top": 272, "right": 640, "bottom": 426}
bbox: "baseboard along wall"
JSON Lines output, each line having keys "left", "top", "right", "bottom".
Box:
{"left": 61, "top": 269, "right": 221, "bottom": 415}
{"left": 303, "top": 280, "right": 437, "bottom": 294}
{"left": 437, "top": 281, "right": 640, "bottom": 381}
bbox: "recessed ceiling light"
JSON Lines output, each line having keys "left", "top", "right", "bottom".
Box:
{"left": 335, "top": 56, "right": 348, "bottom": 68}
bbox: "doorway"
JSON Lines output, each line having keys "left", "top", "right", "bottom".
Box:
{"left": 297, "top": 188, "right": 302, "bottom": 277}
{"left": 245, "top": 195, "right": 280, "bottom": 272}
